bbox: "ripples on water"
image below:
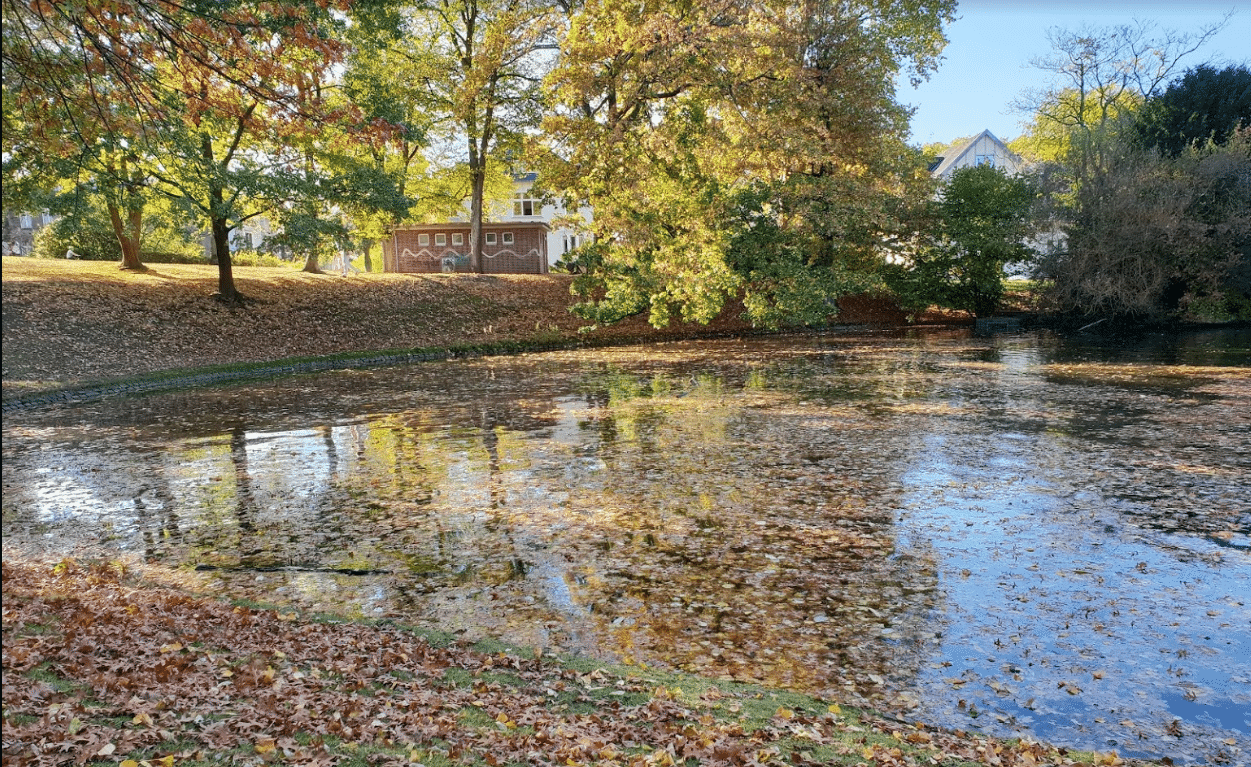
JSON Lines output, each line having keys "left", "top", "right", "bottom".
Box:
{"left": 3, "top": 328, "right": 1249, "bottom": 764}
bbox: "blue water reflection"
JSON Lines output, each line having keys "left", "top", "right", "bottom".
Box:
{"left": 3, "top": 329, "right": 1248, "bottom": 765}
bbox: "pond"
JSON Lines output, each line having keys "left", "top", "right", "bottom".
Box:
{"left": 3, "top": 328, "right": 1249, "bottom": 765}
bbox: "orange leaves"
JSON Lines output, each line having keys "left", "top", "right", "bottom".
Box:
{"left": 0, "top": 541, "right": 1125, "bottom": 767}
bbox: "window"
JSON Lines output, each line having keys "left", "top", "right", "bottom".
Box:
{"left": 41, "top": 212, "right": 53, "bottom": 225}
{"left": 975, "top": 154, "right": 996, "bottom": 167}
{"left": 513, "top": 192, "right": 538, "bottom": 216}
{"left": 435, "top": 233, "right": 446, "bottom": 246}
{"left": 19, "top": 214, "right": 32, "bottom": 228}
{"left": 485, "top": 233, "right": 497, "bottom": 245}
{"left": 418, "top": 234, "right": 430, "bottom": 246}
{"left": 501, "top": 232, "right": 514, "bottom": 245}
{"left": 452, "top": 233, "right": 463, "bottom": 246}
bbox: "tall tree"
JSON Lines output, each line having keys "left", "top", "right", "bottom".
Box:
{"left": 2, "top": 1, "right": 154, "bottom": 269}
{"left": 538, "top": 0, "right": 955, "bottom": 328}
{"left": 404, "top": 0, "right": 557, "bottom": 272}
{"left": 2, "top": 0, "right": 375, "bottom": 303}
{"left": 1010, "top": 17, "right": 1237, "bottom": 322}
{"left": 1012, "top": 17, "right": 1229, "bottom": 190}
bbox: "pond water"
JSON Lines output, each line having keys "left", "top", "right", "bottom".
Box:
{"left": 3, "top": 329, "right": 1249, "bottom": 764}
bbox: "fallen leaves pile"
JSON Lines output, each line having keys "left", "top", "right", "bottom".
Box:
{"left": 1, "top": 259, "right": 760, "bottom": 395}
{"left": 2, "top": 556, "right": 1142, "bottom": 766}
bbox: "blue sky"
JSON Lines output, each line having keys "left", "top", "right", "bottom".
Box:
{"left": 903, "top": 1, "right": 1251, "bottom": 147}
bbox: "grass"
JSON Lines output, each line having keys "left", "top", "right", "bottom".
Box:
{"left": 2, "top": 554, "right": 1153, "bottom": 766}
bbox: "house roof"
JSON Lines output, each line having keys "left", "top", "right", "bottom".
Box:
{"left": 929, "top": 129, "right": 1021, "bottom": 179}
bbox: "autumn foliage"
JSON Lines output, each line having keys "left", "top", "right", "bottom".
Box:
{"left": 2, "top": 555, "right": 1138, "bottom": 766}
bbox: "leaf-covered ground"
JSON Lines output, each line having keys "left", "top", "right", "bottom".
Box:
{"left": 0, "top": 257, "right": 952, "bottom": 400}
{"left": 3, "top": 555, "right": 1146, "bottom": 767}
{"left": 0, "top": 258, "right": 752, "bottom": 396}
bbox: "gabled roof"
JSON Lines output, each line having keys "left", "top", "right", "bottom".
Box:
{"left": 929, "top": 129, "right": 1021, "bottom": 179}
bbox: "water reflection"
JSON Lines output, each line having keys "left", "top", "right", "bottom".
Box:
{"left": 3, "top": 330, "right": 1248, "bottom": 765}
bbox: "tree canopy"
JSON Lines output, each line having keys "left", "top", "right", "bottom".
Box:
{"left": 2, "top": 0, "right": 392, "bottom": 301}
{"left": 537, "top": 0, "right": 957, "bottom": 328}
{"left": 1134, "top": 63, "right": 1251, "bottom": 156}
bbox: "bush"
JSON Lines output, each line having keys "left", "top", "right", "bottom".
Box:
{"left": 885, "top": 165, "right": 1036, "bottom": 318}
{"left": 1040, "top": 130, "right": 1251, "bottom": 320}
{"left": 32, "top": 198, "right": 203, "bottom": 264}
{"left": 33, "top": 221, "right": 119, "bottom": 260}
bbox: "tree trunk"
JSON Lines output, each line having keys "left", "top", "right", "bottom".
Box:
{"left": 104, "top": 153, "right": 145, "bottom": 270}
{"left": 469, "top": 163, "right": 485, "bottom": 273}
{"left": 203, "top": 133, "right": 243, "bottom": 304}
{"left": 302, "top": 249, "right": 322, "bottom": 273}
{"left": 362, "top": 241, "right": 374, "bottom": 272}
{"left": 107, "top": 200, "right": 145, "bottom": 271}
{"left": 211, "top": 213, "right": 243, "bottom": 305}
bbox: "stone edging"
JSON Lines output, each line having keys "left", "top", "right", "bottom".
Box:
{"left": 0, "top": 344, "right": 562, "bottom": 414}
{"left": 2, "top": 329, "right": 789, "bottom": 414}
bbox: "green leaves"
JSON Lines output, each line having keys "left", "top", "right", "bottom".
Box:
{"left": 886, "top": 164, "right": 1036, "bottom": 318}
{"left": 540, "top": 0, "right": 955, "bottom": 329}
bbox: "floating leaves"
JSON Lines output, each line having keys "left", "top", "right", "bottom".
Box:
{"left": 4, "top": 324, "right": 1249, "bottom": 765}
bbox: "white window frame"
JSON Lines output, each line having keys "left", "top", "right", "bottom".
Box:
{"left": 435, "top": 233, "right": 446, "bottom": 246}
{"left": 485, "top": 232, "right": 497, "bottom": 245}
{"left": 19, "top": 214, "right": 33, "bottom": 228}
{"left": 418, "top": 233, "right": 430, "bottom": 246}
{"left": 513, "top": 192, "right": 538, "bottom": 217}
{"left": 501, "top": 232, "right": 514, "bottom": 245}
{"left": 451, "top": 233, "right": 463, "bottom": 246}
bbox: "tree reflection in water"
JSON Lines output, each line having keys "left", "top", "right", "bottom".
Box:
{"left": 3, "top": 330, "right": 1248, "bottom": 765}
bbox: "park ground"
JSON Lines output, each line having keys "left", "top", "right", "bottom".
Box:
{"left": 1, "top": 257, "right": 961, "bottom": 400}
{"left": 3, "top": 257, "right": 1142, "bottom": 766}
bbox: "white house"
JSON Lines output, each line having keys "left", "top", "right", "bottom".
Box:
{"left": 2, "top": 211, "right": 56, "bottom": 256}
{"left": 929, "top": 129, "right": 1062, "bottom": 277}
{"left": 928, "top": 130, "right": 1024, "bottom": 181}
{"left": 494, "top": 172, "right": 593, "bottom": 269}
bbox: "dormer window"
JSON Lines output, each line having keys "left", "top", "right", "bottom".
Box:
{"left": 975, "top": 154, "right": 996, "bottom": 167}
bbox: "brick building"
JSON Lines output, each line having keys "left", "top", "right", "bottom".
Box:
{"left": 383, "top": 221, "right": 549, "bottom": 274}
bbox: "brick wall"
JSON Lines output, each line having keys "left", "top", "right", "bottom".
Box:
{"left": 388, "top": 224, "right": 548, "bottom": 274}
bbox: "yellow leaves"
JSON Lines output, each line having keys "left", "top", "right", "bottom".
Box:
{"left": 255, "top": 737, "right": 278, "bottom": 754}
